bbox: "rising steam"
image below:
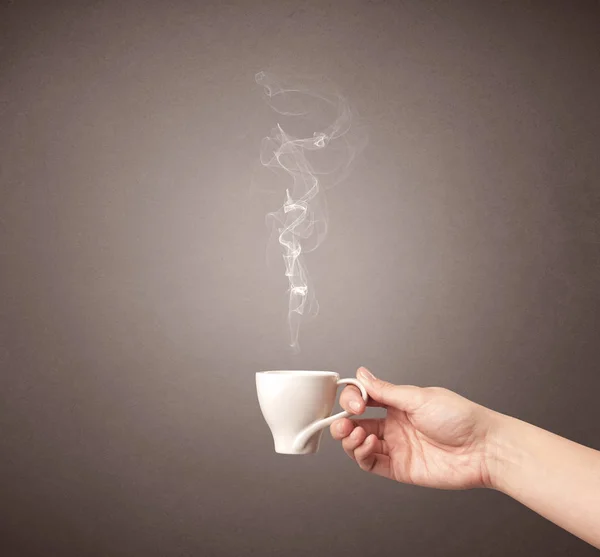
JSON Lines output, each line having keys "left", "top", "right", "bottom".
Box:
{"left": 255, "top": 71, "right": 366, "bottom": 353}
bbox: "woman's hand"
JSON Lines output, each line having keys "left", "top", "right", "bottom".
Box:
{"left": 331, "top": 367, "right": 496, "bottom": 489}
{"left": 332, "top": 367, "right": 600, "bottom": 548}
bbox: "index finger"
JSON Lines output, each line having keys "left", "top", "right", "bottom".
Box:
{"left": 339, "top": 385, "right": 385, "bottom": 415}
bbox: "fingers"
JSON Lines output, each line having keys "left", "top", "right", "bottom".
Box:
{"left": 330, "top": 417, "right": 353, "bottom": 440}
{"left": 342, "top": 425, "right": 368, "bottom": 460}
{"left": 354, "top": 435, "right": 392, "bottom": 478}
{"left": 339, "top": 385, "right": 366, "bottom": 415}
{"left": 329, "top": 414, "right": 392, "bottom": 479}
{"left": 339, "top": 385, "right": 385, "bottom": 415}
{"left": 330, "top": 417, "right": 384, "bottom": 441}
{"left": 330, "top": 418, "right": 385, "bottom": 462}
{"left": 341, "top": 366, "right": 424, "bottom": 414}
{"left": 356, "top": 367, "right": 424, "bottom": 412}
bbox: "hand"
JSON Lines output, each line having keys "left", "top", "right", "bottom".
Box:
{"left": 331, "top": 367, "right": 496, "bottom": 489}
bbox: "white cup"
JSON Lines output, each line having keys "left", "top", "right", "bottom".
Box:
{"left": 256, "top": 370, "right": 368, "bottom": 455}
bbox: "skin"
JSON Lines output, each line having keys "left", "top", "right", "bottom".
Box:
{"left": 331, "top": 367, "right": 600, "bottom": 549}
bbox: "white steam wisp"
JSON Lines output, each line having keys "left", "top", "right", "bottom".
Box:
{"left": 255, "top": 71, "right": 366, "bottom": 353}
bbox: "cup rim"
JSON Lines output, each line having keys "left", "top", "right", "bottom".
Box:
{"left": 256, "top": 370, "right": 338, "bottom": 377}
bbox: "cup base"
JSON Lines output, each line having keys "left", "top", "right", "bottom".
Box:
{"left": 274, "top": 437, "right": 320, "bottom": 455}
{"left": 275, "top": 447, "right": 318, "bottom": 455}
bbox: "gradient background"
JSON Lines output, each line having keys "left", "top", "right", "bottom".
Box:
{"left": 1, "top": 1, "right": 599, "bottom": 555}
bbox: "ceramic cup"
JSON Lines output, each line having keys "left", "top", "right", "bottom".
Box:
{"left": 256, "top": 370, "right": 368, "bottom": 454}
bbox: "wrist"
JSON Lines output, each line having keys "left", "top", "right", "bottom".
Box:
{"left": 482, "top": 410, "right": 524, "bottom": 492}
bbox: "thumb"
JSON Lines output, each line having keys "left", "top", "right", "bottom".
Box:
{"left": 357, "top": 367, "right": 424, "bottom": 412}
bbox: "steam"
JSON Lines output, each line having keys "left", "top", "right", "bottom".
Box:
{"left": 255, "top": 71, "right": 366, "bottom": 353}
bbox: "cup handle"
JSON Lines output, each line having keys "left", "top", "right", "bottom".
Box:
{"left": 292, "top": 378, "right": 368, "bottom": 452}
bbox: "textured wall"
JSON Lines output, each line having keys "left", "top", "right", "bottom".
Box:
{"left": 1, "top": 1, "right": 599, "bottom": 555}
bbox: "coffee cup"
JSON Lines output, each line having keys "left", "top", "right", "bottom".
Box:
{"left": 256, "top": 370, "right": 368, "bottom": 454}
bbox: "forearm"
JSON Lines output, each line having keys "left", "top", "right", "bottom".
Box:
{"left": 486, "top": 411, "right": 600, "bottom": 548}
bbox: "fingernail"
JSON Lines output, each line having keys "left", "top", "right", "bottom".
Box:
{"left": 337, "top": 422, "right": 345, "bottom": 434}
{"left": 358, "top": 367, "right": 375, "bottom": 382}
{"left": 349, "top": 400, "right": 361, "bottom": 412}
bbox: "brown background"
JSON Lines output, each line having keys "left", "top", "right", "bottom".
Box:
{"left": 1, "top": 1, "right": 599, "bottom": 555}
